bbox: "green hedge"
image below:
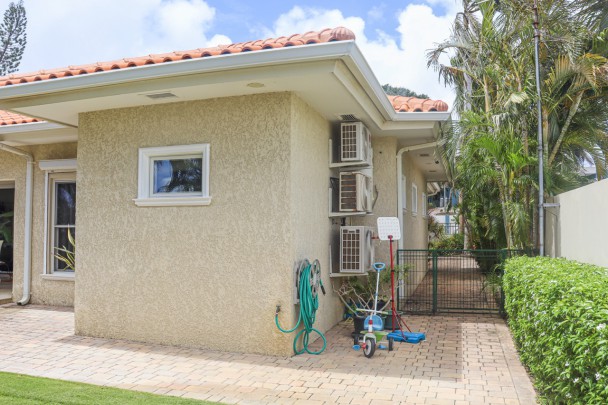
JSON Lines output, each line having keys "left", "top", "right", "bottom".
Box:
{"left": 504, "top": 256, "right": 608, "bottom": 404}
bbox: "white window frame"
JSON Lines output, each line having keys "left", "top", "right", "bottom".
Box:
{"left": 402, "top": 175, "right": 407, "bottom": 211}
{"left": 39, "top": 160, "right": 77, "bottom": 280}
{"left": 411, "top": 184, "right": 418, "bottom": 216}
{"left": 44, "top": 171, "right": 77, "bottom": 280}
{"left": 134, "top": 144, "right": 211, "bottom": 207}
{"left": 422, "top": 192, "right": 427, "bottom": 218}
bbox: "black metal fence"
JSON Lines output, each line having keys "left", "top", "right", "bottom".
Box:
{"left": 396, "top": 249, "right": 536, "bottom": 315}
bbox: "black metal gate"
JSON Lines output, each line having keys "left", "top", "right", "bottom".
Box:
{"left": 396, "top": 249, "right": 535, "bottom": 315}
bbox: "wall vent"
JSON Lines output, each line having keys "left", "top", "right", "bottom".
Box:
{"left": 144, "top": 92, "right": 178, "bottom": 100}
{"left": 338, "top": 114, "right": 358, "bottom": 122}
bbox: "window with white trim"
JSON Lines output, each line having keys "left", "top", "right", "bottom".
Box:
{"left": 422, "top": 192, "right": 427, "bottom": 218}
{"left": 134, "top": 144, "right": 211, "bottom": 207}
{"left": 49, "top": 172, "right": 76, "bottom": 274}
{"left": 411, "top": 184, "right": 418, "bottom": 216}
{"left": 402, "top": 175, "right": 407, "bottom": 211}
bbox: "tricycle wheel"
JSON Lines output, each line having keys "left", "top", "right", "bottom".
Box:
{"left": 388, "top": 337, "right": 394, "bottom": 352}
{"left": 363, "top": 337, "right": 375, "bottom": 358}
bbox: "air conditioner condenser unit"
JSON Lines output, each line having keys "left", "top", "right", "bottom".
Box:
{"left": 340, "top": 122, "right": 372, "bottom": 165}
{"left": 340, "top": 226, "right": 374, "bottom": 274}
{"left": 339, "top": 171, "right": 373, "bottom": 212}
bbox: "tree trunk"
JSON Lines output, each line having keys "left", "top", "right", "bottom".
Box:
{"left": 549, "top": 91, "right": 584, "bottom": 165}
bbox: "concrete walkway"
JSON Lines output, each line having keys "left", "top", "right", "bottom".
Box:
{"left": 0, "top": 305, "right": 536, "bottom": 404}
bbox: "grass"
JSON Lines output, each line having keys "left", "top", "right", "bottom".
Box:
{"left": 0, "top": 371, "right": 221, "bottom": 405}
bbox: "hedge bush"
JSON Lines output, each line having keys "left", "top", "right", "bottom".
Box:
{"left": 503, "top": 256, "right": 608, "bottom": 404}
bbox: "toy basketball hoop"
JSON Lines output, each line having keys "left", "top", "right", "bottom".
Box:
{"left": 377, "top": 217, "right": 401, "bottom": 241}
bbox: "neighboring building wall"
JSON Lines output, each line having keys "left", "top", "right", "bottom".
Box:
{"left": 0, "top": 143, "right": 77, "bottom": 306}
{"left": 545, "top": 179, "right": 608, "bottom": 268}
{"left": 288, "top": 95, "right": 342, "bottom": 336}
{"left": 75, "top": 93, "right": 297, "bottom": 356}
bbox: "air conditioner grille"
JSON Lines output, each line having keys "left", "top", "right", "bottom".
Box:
{"left": 341, "top": 123, "right": 359, "bottom": 161}
{"left": 341, "top": 228, "right": 362, "bottom": 272}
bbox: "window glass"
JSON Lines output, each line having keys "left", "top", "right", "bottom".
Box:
{"left": 55, "top": 183, "right": 76, "bottom": 225}
{"left": 54, "top": 227, "right": 75, "bottom": 271}
{"left": 152, "top": 157, "right": 203, "bottom": 194}
{"left": 52, "top": 179, "right": 76, "bottom": 273}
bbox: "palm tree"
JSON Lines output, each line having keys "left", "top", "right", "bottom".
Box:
{"left": 428, "top": 0, "right": 608, "bottom": 249}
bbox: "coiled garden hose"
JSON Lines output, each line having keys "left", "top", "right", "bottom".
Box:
{"left": 275, "top": 259, "right": 327, "bottom": 355}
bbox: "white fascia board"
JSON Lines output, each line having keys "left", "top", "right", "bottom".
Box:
{"left": 0, "top": 121, "right": 67, "bottom": 134}
{"left": 392, "top": 111, "right": 452, "bottom": 122}
{"left": 0, "top": 41, "right": 357, "bottom": 100}
{"left": 342, "top": 44, "right": 396, "bottom": 121}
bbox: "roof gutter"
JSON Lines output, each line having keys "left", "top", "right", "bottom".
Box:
{"left": 0, "top": 143, "right": 33, "bottom": 305}
{"left": 396, "top": 141, "right": 438, "bottom": 250}
{"left": 0, "top": 41, "right": 451, "bottom": 131}
{"left": 341, "top": 44, "right": 452, "bottom": 125}
{"left": 0, "top": 121, "right": 68, "bottom": 134}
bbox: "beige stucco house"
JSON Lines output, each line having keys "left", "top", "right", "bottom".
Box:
{"left": 0, "top": 27, "right": 449, "bottom": 356}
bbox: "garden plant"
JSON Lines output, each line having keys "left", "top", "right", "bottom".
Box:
{"left": 504, "top": 256, "right": 608, "bottom": 403}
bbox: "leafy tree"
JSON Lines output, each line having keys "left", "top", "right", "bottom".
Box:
{"left": 382, "top": 84, "right": 429, "bottom": 99}
{"left": 0, "top": 0, "right": 26, "bottom": 76}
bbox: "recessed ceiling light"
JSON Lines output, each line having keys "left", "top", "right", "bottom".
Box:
{"left": 247, "top": 82, "right": 265, "bottom": 88}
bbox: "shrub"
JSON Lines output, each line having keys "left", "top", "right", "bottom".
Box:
{"left": 503, "top": 256, "right": 608, "bottom": 404}
{"left": 429, "top": 233, "right": 464, "bottom": 251}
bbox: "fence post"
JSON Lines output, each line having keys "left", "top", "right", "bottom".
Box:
{"left": 499, "top": 250, "right": 508, "bottom": 316}
{"left": 432, "top": 250, "right": 438, "bottom": 314}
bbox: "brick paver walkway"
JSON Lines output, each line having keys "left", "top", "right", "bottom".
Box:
{"left": 0, "top": 305, "right": 536, "bottom": 404}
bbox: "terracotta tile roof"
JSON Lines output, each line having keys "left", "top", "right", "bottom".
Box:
{"left": 0, "top": 27, "right": 356, "bottom": 87}
{"left": 0, "top": 110, "right": 40, "bottom": 125}
{"left": 388, "top": 95, "right": 448, "bottom": 112}
{"left": 0, "top": 27, "right": 448, "bottom": 127}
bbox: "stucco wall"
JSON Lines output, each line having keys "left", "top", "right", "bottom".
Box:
{"left": 545, "top": 179, "right": 608, "bottom": 268}
{"left": 288, "top": 95, "right": 342, "bottom": 339}
{"left": 354, "top": 137, "right": 398, "bottom": 264}
{"left": 401, "top": 153, "right": 430, "bottom": 296}
{"left": 0, "top": 143, "right": 77, "bottom": 306}
{"left": 74, "top": 93, "right": 317, "bottom": 356}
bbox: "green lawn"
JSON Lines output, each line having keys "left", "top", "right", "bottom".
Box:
{"left": 0, "top": 372, "right": 221, "bottom": 405}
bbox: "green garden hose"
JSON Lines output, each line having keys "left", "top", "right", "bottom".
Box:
{"left": 275, "top": 259, "right": 327, "bottom": 355}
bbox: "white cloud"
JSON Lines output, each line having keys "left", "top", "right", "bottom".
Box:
{"left": 5, "top": 0, "right": 230, "bottom": 73}
{"left": 152, "top": 0, "right": 231, "bottom": 50}
{"left": 265, "top": 4, "right": 456, "bottom": 105}
{"left": 367, "top": 5, "right": 385, "bottom": 22}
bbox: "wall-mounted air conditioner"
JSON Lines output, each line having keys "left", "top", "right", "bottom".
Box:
{"left": 340, "top": 122, "right": 372, "bottom": 165}
{"left": 340, "top": 226, "right": 374, "bottom": 274}
{"left": 339, "top": 171, "right": 373, "bottom": 212}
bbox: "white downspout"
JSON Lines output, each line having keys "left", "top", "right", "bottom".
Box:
{"left": 0, "top": 143, "right": 33, "bottom": 305}
{"left": 396, "top": 141, "right": 438, "bottom": 250}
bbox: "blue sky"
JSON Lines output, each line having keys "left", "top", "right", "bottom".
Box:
{"left": 208, "top": 0, "right": 453, "bottom": 43}
{"left": 0, "top": 0, "right": 460, "bottom": 103}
